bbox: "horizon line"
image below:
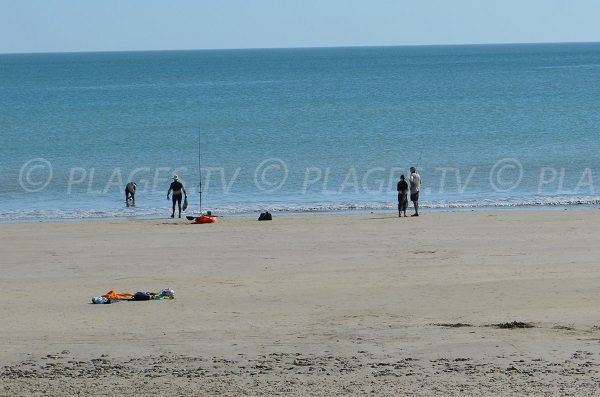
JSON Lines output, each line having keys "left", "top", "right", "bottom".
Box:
{"left": 1, "top": 40, "right": 599, "bottom": 56}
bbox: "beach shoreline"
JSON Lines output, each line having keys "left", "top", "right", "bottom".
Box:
{"left": 1, "top": 210, "right": 599, "bottom": 395}
{"left": 1, "top": 202, "right": 599, "bottom": 225}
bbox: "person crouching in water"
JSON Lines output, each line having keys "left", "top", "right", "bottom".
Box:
{"left": 397, "top": 175, "right": 408, "bottom": 217}
{"left": 167, "top": 175, "right": 187, "bottom": 218}
{"left": 125, "top": 182, "right": 136, "bottom": 206}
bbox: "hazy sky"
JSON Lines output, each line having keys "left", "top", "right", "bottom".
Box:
{"left": 2, "top": 0, "right": 600, "bottom": 53}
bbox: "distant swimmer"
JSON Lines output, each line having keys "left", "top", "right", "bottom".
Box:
{"left": 125, "top": 182, "right": 136, "bottom": 206}
{"left": 167, "top": 175, "right": 187, "bottom": 218}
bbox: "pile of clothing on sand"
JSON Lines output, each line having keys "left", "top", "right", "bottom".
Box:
{"left": 91, "top": 288, "right": 175, "bottom": 304}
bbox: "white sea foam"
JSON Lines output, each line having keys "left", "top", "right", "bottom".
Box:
{"left": 2, "top": 197, "right": 599, "bottom": 223}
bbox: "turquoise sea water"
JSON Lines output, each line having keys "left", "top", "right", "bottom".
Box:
{"left": 1, "top": 43, "right": 600, "bottom": 221}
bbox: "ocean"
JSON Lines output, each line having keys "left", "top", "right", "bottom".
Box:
{"left": 1, "top": 43, "right": 600, "bottom": 222}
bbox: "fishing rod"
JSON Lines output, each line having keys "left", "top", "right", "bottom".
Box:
{"left": 198, "top": 128, "right": 202, "bottom": 214}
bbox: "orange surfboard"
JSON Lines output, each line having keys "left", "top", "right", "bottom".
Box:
{"left": 195, "top": 215, "right": 217, "bottom": 224}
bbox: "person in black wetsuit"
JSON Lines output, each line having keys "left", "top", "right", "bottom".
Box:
{"left": 125, "top": 182, "right": 136, "bottom": 206}
{"left": 397, "top": 175, "right": 408, "bottom": 217}
{"left": 167, "top": 175, "right": 187, "bottom": 218}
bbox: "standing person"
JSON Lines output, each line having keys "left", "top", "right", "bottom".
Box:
{"left": 409, "top": 167, "right": 421, "bottom": 217}
{"left": 167, "top": 175, "right": 187, "bottom": 218}
{"left": 125, "top": 182, "right": 136, "bottom": 206}
{"left": 397, "top": 175, "right": 408, "bottom": 217}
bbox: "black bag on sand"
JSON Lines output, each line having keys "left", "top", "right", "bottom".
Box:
{"left": 258, "top": 211, "right": 272, "bottom": 221}
{"left": 133, "top": 292, "right": 152, "bottom": 301}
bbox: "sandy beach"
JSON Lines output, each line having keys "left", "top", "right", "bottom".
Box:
{"left": 1, "top": 210, "right": 599, "bottom": 396}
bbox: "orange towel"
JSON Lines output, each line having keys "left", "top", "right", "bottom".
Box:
{"left": 102, "top": 290, "right": 134, "bottom": 299}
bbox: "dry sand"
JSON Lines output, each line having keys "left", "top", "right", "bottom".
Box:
{"left": 1, "top": 210, "right": 599, "bottom": 396}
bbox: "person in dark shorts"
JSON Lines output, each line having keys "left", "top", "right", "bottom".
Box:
{"left": 125, "top": 182, "right": 136, "bottom": 206}
{"left": 409, "top": 167, "right": 421, "bottom": 217}
{"left": 397, "top": 175, "right": 408, "bottom": 217}
{"left": 167, "top": 175, "right": 187, "bottom": 218}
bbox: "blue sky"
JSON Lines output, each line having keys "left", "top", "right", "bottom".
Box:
{"left": 1, "top": 0, "right": 600, "bottom": 53}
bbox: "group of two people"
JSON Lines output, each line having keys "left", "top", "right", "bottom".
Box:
{"left": 125, "top": 175, "right": 187, "bottom": 218}
{"left": 397, "top": 167, "right": 421, "bottom": 217}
